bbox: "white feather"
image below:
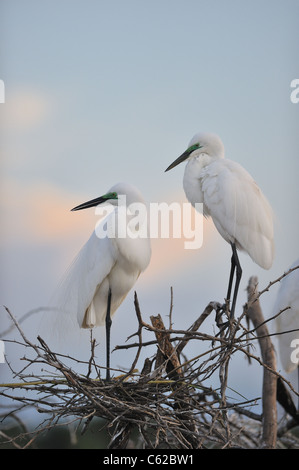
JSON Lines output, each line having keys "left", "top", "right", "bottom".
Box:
{"left": 53, "top": 183, "right": 151, "bottom": 329}
{"left": 182, "top": 132, "right": 274, "bottom": 269}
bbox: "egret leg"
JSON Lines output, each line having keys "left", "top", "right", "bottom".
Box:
{"left": 217, "top": 243, "right": 241, "bottom": 331}
{"left": 226, "top": 246, "right": 236, "bottom": 305}
{"left": 105, "top": 288, "right": 112, "bottom": 381}
{"left": 230, "top": 243, "right": 242, "bottom": 319}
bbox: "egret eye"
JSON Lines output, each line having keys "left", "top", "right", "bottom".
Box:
{"left": 103, "top": 191, "right": 118, "bottom": 200}
{"left": 187, "top": 143, "right": 202, "bottom": 153}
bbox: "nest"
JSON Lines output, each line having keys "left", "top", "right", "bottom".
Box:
{"left": 1, "top": 275, "right": 299, "bottom": 449}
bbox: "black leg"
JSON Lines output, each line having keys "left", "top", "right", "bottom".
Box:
{"left": 226, "top": 247, "right": 236, "bottom": 304}
{"left": 230, "top": 243, "right": 242, "bottom": 319}
{"left": 216, "top": 243, "right": 242, "bottom": 332}
{"left": 105, "top": 288, "right": 112, "bottom": 381}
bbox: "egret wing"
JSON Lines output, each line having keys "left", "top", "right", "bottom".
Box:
{"left": 53, "top": 228, "right": 118, "bottom": 328}
{"left": 201, "top": 159, "right": 274, "bottom": 269}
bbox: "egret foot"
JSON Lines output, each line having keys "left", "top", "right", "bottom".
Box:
{"left": 215, "top": 302, "right": 230, "bottom": 330}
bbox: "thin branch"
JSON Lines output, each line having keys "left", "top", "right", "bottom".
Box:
{"left": 2, "top": 270, "right": 299, "bottom": 449}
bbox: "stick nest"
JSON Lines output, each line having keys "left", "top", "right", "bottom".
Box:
{"left": 1, "top": 274, "right": 299, "bottom": 449}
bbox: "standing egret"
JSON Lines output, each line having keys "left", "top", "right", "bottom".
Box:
{"left": 165, "top": 132, "right": 274, "bottom": 320}
{"left": 58, "top": 183, "right": 151, "bottom": 380}
{"left": 274, "top": 259, "right": 299, "bottom": 374}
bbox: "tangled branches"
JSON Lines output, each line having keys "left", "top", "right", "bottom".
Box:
{"left": 1, "top": 274, "right": 299, "bottom": 449}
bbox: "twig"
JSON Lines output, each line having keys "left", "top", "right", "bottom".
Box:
{"left": 2, "top": 272, "right": 299, "bottom": 449}
{"left": 177, "top": 301, "right": 221, "bottom": 355}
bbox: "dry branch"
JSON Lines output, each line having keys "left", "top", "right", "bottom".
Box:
{"left": 150, "top": 314, "right": 182, "bottom": 378}
{"left": 1, "top": 272, "right": 299, "bottom": 449}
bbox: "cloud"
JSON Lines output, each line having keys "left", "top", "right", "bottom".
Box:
{"left": 0, "top": 179, "right": 95, "bottom": 246}
{"left": 1, "top": 89, "right": 52, "bottom": 131}
{"left": 1, "top": 180, "right": 217, "bottom": 283}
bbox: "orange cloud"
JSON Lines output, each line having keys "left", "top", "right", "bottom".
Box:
{"left": 1, "top": 180, "right": 217, "bottom": 282}
{"left": 143, "top": 216, "right": 217, "bottom": 283}
{"left": 1, "top": 180, "right": 95, "bottom": 245}
{"left": 2, "top": 89, "right": 52, "bottom": 131}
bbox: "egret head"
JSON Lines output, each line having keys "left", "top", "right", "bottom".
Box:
{"left": 71, "top": 183, "right": 145, "bottom": 211}
{"left": 108, "top": 182, "right": 146, "bottom": 206}
{"left": 165, "top": 132, "right": 225, "bottom": 172}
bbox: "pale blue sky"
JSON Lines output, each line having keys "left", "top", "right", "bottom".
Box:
{"left": 1, "top": 0, "right": 299, "bottom": 415}
{"left": 2, "top": 0, "right": 299, "bottom": 196}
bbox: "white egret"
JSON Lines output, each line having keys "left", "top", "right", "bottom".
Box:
{"left": 274, "top": 259, "right": 299, "bottom": 374}
{"left": 165, "top": 132, "right": 274, "bottom": 319}
{"left": 58, "top": 182, "right": 151, "bottom": 380}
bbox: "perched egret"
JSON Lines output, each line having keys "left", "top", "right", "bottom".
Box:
{"left": 58, "top": 183, "right": 151, "bottom": 380}
{"left": 274, "top": 259, "right": 299, "bottom": 374}
{"left": 165, "top": 132, "right": 274, "bottom": 319}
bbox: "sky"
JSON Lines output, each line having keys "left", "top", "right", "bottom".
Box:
{"left": 0, "top": 0, "right": 299, "bottom": 422}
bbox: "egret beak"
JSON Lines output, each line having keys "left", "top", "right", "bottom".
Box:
{"left": 71, "top": 192, "right": 118, "bottom": 211}
{"left": 165, "top": 143, "right": 202, "bottom": 172}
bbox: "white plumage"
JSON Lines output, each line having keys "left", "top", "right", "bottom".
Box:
{"left": 166, "top": 132, "right": 274, "bottom": 318}
{"left": 274, "top": 259, "right": 299, "bottom": 373}
{"left": 52, "top": 182, "right": 151, "bottom": 380}
{"left": 58, "top": 182, "right": 151, "bottom": 330}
